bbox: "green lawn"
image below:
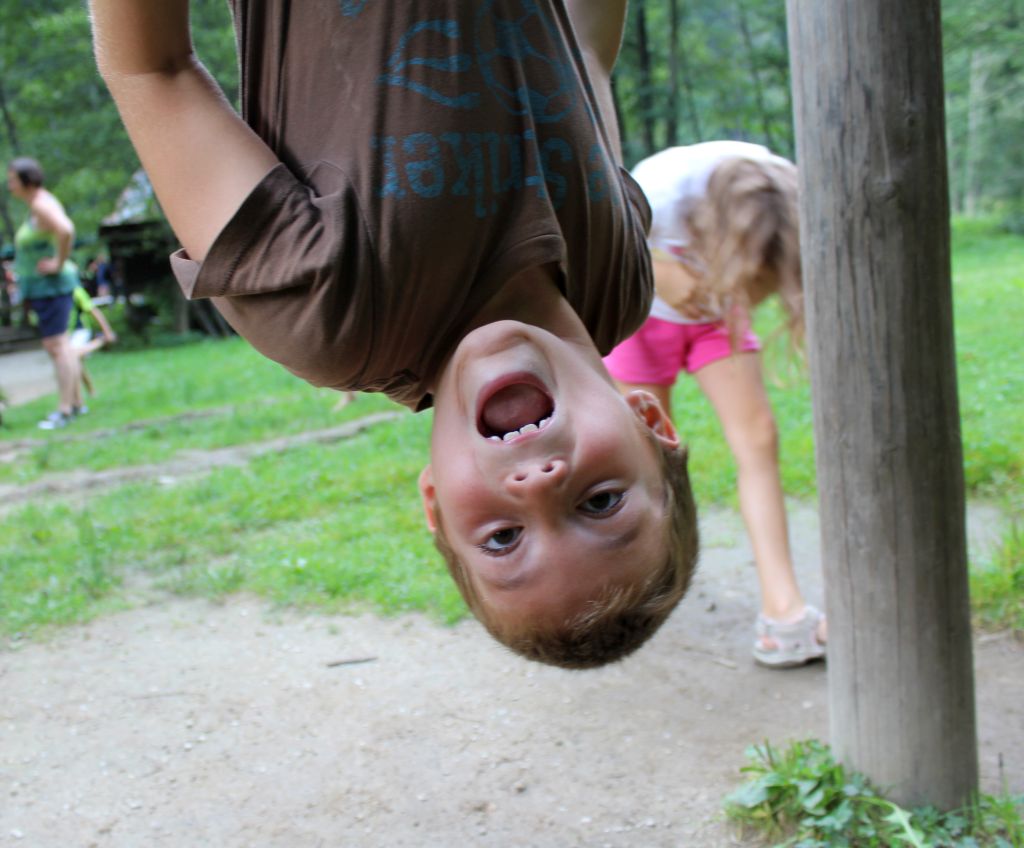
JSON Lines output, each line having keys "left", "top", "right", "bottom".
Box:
{"left": 1, "top": 217, "right": 1021, "bottom": 637}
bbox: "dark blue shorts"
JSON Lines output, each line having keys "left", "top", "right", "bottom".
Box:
{"left": 28, "top": 294, "right": 74, "bottom": 338}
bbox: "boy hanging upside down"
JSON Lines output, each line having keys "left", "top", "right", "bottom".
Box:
{"left": 90, "top": 0, "right": 697, "bottom": 668}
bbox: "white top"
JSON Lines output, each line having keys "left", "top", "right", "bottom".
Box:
{"left": 631, "top": 141, "right": 784, "bottom": 324}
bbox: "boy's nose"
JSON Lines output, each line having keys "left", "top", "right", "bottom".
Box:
{"left": 505, "top": 458, "right": 569, "bottom": 493}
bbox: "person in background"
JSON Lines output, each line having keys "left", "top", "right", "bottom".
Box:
{"left": 6, "top": 156, "right": 83, "bottom": 429}
{"left": 85, "top": 253, "right": 116, "bottom": 298}
{"left": 605, "top": 142, "right": 825, "bottom": 668}
{"left": 68, "top": 283, "right": 118, "bottom": 404}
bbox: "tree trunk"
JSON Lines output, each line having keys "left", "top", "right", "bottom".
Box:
{"left": 736, "top": 0, "right": 776, "bottom": 148}
{"left": 775, "top": 12, "right": 795, "bottom": 158}
{"left": 669, "top": 1, "right": 702, "bottom": 142}
{"left": 786, "top": 0, "right": 978, "bottom": 811}
{"left": 0, "top": 81, "right": 21, "bottom": 243}
{"left": 633, "top": 0, "right": 657, "bottom": 155}
{"left": 665, "top": 0, "right": 680, "bottom": 147}
{"left": 0, "top": 81, "right": 21, "bottom": 153}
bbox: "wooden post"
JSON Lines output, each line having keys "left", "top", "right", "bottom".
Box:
{"left": 786, "top": 0, "right": 978, "bottom": 809}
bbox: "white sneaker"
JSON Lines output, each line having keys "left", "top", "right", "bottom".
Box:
{"left": 38, "top": 411, "right": 72, "bottom": 430}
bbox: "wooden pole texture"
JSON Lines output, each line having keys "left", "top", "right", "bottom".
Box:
{"left": 785, "top": 0, "right": 978, "bottom": 809}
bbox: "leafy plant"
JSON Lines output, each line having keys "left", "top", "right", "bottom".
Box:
{"left": 725, "top": 739, "right": 1024, "bottom": 847}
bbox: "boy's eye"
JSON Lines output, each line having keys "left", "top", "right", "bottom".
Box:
{"left": 579, "top": 491, "right": 624, "bottom": 515}
{"left": 480, "top": 527, "right": 522, "bottom": 554}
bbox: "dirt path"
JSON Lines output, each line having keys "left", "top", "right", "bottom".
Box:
{"left": 2, "top": 501, "right": 1020, "bottom": 848}
{"left": 0, "top": 348, "right": 53, "bottom": 408}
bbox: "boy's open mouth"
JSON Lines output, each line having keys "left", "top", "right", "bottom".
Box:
{"left": 477, "top": 378, "right": 555, "bottom": 442}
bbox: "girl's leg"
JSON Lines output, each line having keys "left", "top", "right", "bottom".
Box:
{"left": 75, "top": 337, "right": 105, "bottom": 400}
{"left": 694, "top": 352, "right": 818, "bottom": 634}
{"left": 80, "top": 363, "right": 96, "bottom": 398}
{"left": 41, "top": 333, "right": 80, "bottom": 415}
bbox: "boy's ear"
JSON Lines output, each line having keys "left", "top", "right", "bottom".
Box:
{"left": 625, "top": 390, "right": 680, "bottom": 449}
{"left": 417, "top": 465, "right": 438, "bottom": 532}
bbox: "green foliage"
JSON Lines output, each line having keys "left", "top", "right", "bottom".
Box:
{"left": 612, "top": 0, "right": 1023, "bottom": 232}
{"left": 942, "top": 0, "right": 1024, "bottom": 228}
{"left": 615, "top": 0, "right": 794, "bottom": 166}
{"left": 2, "top": 0, "right": 1020, "bottom": 244}
{"left": 0, "top": 0, "right": 236, "bottom": 241}
{"left": 725, "top": 739, "right": 1024, "bottom": 847}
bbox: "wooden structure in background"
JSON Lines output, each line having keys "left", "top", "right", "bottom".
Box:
{"left": 786, "top": 0, "right": 978, "bottom": 808}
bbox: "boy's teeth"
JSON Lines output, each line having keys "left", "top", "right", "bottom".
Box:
{"left": 488, "top": 415, "right": 553, "bottom": 442}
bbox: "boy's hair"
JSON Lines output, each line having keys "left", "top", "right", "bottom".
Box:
{"left": 431, "top": 424, "right": 698, "bottom": 670}
{"left": 8, "top": 157, "right": 45, "bottom": 189}
{"left": 686, "top": 155, "right": 802, "bottom": 347}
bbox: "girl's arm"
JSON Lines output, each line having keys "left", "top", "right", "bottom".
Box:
{"left": 652, "top": 254, "right": 715, "bottom": 321}
{"left": 90, "top": 0, "right": 278, "bottom": 262}
{"left": 32, "top": 194, "right": 75, "bottom": 276}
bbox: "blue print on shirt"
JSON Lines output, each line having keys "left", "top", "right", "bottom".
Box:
{"left": 379, "top": 5, "right": 575, "bottom": 122}
{"left": 378, "top": 20, "right": 480, "bottom": 110}
{"left": 368, "top": 5, "right": 617, "bottom": 216}
{"left": 338, "top": 0, "right": 370, "bottom": 18}
{"left": 372, "top": 129, "right": 621, "bottom": 218}
{"left": 474, "top": 0, "right": 576, "bottom": 123}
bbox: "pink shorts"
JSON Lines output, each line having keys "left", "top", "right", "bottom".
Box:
{"left": 604, "top": 316, "right": 761, "bottom": 386}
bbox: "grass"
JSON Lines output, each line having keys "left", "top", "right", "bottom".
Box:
{"left": 0, "top": 339, "right": 398, "bottom": 484}
{"left": 1, "top": 407, "right": 465, "bottom": 638}
{"left": 947, "top": 218, "right": 1024, "bottom": 498}
{"left": 0, "top": 217, "right": 1021, "bottom": 640}
{"left": 725, "top": 739, "right": 1023, "bottom": 847}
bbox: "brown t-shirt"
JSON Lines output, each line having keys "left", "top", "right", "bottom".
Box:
{"left": 171, "top": 0, "right": 652, "bottom": 410}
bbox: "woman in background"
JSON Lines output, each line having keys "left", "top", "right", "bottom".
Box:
{"left": 7, "top": 157, "right": 83, "bottom": 429}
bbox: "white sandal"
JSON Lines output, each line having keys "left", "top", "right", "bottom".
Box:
{"left": 753, "top": 605, "right": 827, "bottom": 668}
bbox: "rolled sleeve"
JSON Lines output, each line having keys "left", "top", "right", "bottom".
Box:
{"left": 169, "top": 163, "right": 354, "bottom": 302}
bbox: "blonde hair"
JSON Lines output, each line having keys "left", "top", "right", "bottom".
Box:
{"left": 431, "top": 426, "right": 698, "bottom": 670}
{"left": 685, "top": 155, "right": 803, "bottom": 347}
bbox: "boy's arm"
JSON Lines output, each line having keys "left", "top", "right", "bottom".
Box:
{"left": 563, "top": 0, "right": 628, "bottom": 76}
{"left": 562, "top": 0, "right": 628, "bottom": 161}
{"left": 90, "top": 0, "right": 278, "bottom": 262}
{"left": 32, "top": 195, "right": 75, "bottom": 275}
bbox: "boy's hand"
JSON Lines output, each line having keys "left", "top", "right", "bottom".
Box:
{"left": 103, "top": 330, "right": 118, "bottom": 344}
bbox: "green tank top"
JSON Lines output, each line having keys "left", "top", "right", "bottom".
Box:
{"left": 14, "top": 218, "right": 78, "bottom": 299}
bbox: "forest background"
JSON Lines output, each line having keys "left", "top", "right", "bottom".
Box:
{"left": 1, "top": 0, "right": 1022, "bottom": 245}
